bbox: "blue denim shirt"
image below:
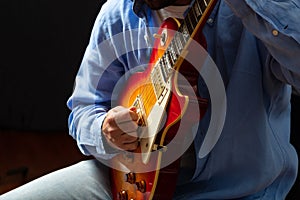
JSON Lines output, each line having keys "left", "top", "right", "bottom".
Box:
{"left": 67, "top": 0, "right": 300, "bottom": 198}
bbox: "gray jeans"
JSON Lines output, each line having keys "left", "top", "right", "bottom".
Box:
{"left": 0, "top": 158, "right": 195, "bottom": 200}
{"left": 0, "top": 158, "right": 276, "bottom": 200}
{"left": 0, "top": 160, "right": 112, "bottom": 200}
{"left": 0, "top": 141, "right": 196, "bottom": 200}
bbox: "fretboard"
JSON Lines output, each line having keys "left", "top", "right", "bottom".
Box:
{"left": 160, "top": 0, "right": 216, "bottom": 75}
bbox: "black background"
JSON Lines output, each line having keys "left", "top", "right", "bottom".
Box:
{"left": 0, "top": 0, "right": 104, "bottom": 131}
{"left": 0, "top": 0, "right": 298, "bottom": 197}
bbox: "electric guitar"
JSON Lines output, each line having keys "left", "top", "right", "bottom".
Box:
{"left": 110, "top": 0, "right": 217, "bottom": 199}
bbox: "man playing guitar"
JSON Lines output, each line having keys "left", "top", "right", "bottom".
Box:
{"left": 1, "top": 0, "right": 299, "bottom": 199}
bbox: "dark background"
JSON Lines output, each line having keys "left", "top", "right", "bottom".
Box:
{"left": 0, "top": 0, "right": 104, "bottom": 194}
{"left": 0, "top": 0, "right": 299, "bottom": 197}
{"left": 1, "top": 0, "right": 105, "bottom": 131}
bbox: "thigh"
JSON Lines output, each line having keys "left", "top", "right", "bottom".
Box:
{"left": 0, "top": 159, "right": 112, "bottom": 200}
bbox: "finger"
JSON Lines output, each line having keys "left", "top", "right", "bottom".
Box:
{"left": 102, "top": 116, "right": 123, "bottom": 134}
{"left": 115, "top": 109, "right": 132, "bottom": 123}
{"left": 121, "top": 140, "right": 139, "bottom": 151}
{"left": 121, "top": 131, "right": 138, "bottom": 143}
{"left": 118, "top": 106, "right": 139, "bottom": 122}
{"left": 115, "top": 110, "right": 138, "bottom": 133}
{"left": 129, "top": 107, "right": 139, "bottom": 121}
{"left": 117, "top": 121, "right": 138, "bottom": 135}
{"left": 102, "top": 123, "right": 124, "bottom": 144}
{"left": 111, "top": 106, "right": 126, "bottom": 113}
{"left": 107, "top": 135, "right": 138, "bottom": 151}
{"left": 129, "top": 106, "right": 137, "bottom": 112}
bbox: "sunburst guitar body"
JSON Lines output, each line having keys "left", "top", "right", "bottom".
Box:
{"left": 110, "top": 0, "right": 217, "bottom": 199}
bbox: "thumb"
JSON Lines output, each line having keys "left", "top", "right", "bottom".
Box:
{"left": 129, "top": 106, "right": 138, "bottom": 121}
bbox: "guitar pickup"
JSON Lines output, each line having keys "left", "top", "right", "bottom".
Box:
{"left": 132, "top": 96, "right": 147, "bottom": 127}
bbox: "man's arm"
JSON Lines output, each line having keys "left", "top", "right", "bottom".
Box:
{"left": 225, "top": 0, "right": 300, "bottom": 94}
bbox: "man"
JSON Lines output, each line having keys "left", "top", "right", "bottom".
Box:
{"left": 1, "top": 0, "right": 299, "bottom": 199}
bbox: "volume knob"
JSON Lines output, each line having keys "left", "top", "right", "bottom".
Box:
{"left": 125, "top": 172, "right": 136, "bottom": 184}
{"left": 136, "top": 180, "right": 146, "bottom": 193}
{"left": 118, "top": 190, "right": 128, "bottom": 200}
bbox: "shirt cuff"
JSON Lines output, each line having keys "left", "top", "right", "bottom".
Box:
{"left": 92, "top": 113, "right": 120, "bottom": 157}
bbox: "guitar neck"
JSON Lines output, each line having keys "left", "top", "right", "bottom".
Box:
{"left": 180, "top": 0, "right": 217, "bottom": 39}
{"left": 127, "top": 0, "right": 217, "bottom": 125}
{"left": 155, "top": 0, "right": 217, "bottom": 80}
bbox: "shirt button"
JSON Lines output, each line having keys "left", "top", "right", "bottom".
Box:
{"left": 272, "top": 29, "right": 279, "bottom": 36}
{"left": 207, "top": 18, "right": 214, "bottom": 24}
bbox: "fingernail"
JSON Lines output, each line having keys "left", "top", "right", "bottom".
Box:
{"left": 129, "top": 106, "right": 137, "bottom": 112}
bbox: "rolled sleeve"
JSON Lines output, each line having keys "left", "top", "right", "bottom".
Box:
{"left": 225, "top": 0, "right": 300, "bottom": 92}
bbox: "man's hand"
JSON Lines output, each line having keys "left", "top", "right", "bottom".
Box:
{"left": 102, "top": 106, "right": 139, "bottom": 151}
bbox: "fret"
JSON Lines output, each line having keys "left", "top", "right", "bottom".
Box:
{"left": 174, "top": 32, "right": 185, "bottom": 53}
{"left": 199, "top": 0, "right": 208, "bottom": 13}
{"left": 160, "top": 0, "right": 213, "bottom": 73}
{"left": 193, "top": 0, "right": 203, "bottom": 19}
{"left": 162, "top": 54, "right": 170, "bottom": 75}
{"left": 161, "top": 55, "right": 167, "bottom": 71}
{"left": 169, "top": 40, "right": 180, "bottom": 58}
{"left": 170, "top": 38, "right": 182, "bottom": 66}
{"left": 165, "top": 49, "right": 174, "bottom": 67}
{"left": 191, "top": 5, "right": 200, "bottom": 23}
{"left": 204, "top": 0, "right": 209, "bottom": 7}
{"left": 172, "top": 36, "right": 181, "bottom": 58}
{"left": 183, "top": 19, "right": 193, "bottom": 36}
{"left": 163, "top": 53, "right": 171, "bottom": 71}
{"left": 181, "top": 22, "right": 191, "bottom": 42}
{"left": 158, "top": 59, "right": 168, "bottom": 81}
{"left": 187, "top": 13, "right": 195, "bottom": 31}
{"left": 166, "top": 53, "right": 173, "bottom": 70}
{"left": 167, "top": 42, "right": 178, "bottom": 65}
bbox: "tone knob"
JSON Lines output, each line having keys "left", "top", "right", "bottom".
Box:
{"left": 136, "top": 180, "right": 146, "bottom": 193}
{"left": 125, "top": 172, "right": 136, "bottom": 184}
{"left": 118, "top": 190, "right": 128, "bottom": 200}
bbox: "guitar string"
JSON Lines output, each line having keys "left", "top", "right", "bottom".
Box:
{"left": 131, "top": 0, "right": 209, "bottom": 119}
{"left": 134, "top": 34, "right": 186, "bottom": 118}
